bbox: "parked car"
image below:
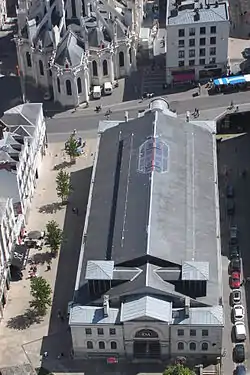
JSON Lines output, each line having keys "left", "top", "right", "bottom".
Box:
{"left": 233, "top": 304, "right": 245, "bottom": 322}
{"left": 235, "top": 365, "right": 246, "bottom": 375}
{"left": 229, "top": 245, "right": 240, "bottom": 260}
{"left": 233, "top": 344, "right": 245, "bottom": 363}
{"left": 235, "top": 322, "right": 246, "bottom": 342}
{"left": 229, "top": 258, "right": 241, "bottom": 272}
{"left": 230, "top": 271, "right": 241, "bottom": 289}
{"left": 231, "top": 289, "right": 242, "bottom": 305}
{"left": 227, "top": 200, "right": 235, "bottom": 215}
{"left": 226, "top": 184, "right": 234, "bottom": 198}
{"left": 230, "top": 225, "right": 238, "bottom": 245}
{"left": 242, "top": 48, "right": 250, "bottom": 59}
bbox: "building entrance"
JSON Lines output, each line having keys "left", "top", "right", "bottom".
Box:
{"left": 133, "top": 329, "right": 161, "bottom": 359}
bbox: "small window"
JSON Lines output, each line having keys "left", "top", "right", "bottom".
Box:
{"left": 178, "top": 39, "right": 184, "bottom": 47}
{"left": 210, "top": 37, "right": 216, "bottom": 45}
{"left": 57, "top": 77, "right": 61, "bottom": 93}
{"left": 189, "top": 49, "right": 195, "bottom": 58}
{"left": 189, "top": 27, "right": 195, "bottom": 36}
{"left": 202, "top": 342, "right": 209, "bottom": 351}
{"left": 92, "top": 60, "right": 98, "bottom": 76}
{"left": 85, "top": 328, "right": 92, "bottom": 335}
{"left": 199, "top": 59, "right": 205, "bottom": 65}
{"left": 200, "top": 38, "right": 206, "bottom": 46}
{"left": 39, "top": 60, "right": 44, "bottom": 76}
{"left": 202, "top": 329, "right": 208, "bottom": 337}
{"left": 189, "top": 39, "right": 195, "bottom": 47}
{"left": 26, "top": 52, "right": 32, "bottom": 67}
{"left": 119, "top": 51, "right": 124, "bottom": 67}
{"left": 103, "top": 59, "right": 108, "bottom": 76}
{"left": 190, "top": 342, "right": 196, "bottom": 351}
{"left": 111, "top": 341, "right": 117, "bottom": 350}
{"left": 179, "top": 29, "right": 185, "bottom": 37}
{"left": 200, "top": 48, "right": 206, "bottom": 57}
{"left": 210, "top": 47, "right": 216, "bottom": 56}
{"left": 87, "top": 341, "right": 93, "bottom": 349}
{"left": 66, "top": 79, "right": 72, "bottom": 95}
{"left": 200, "top": 27, "right": 206, "bottom": 34}
{"left": 178, "top": 329, "right": 184, "bottom": 336}
{"left": 210, "top": 26, "right": 216, "bottom": 34}
{"left": 77, "top": 77, "right": 82, "bottom": 94}
{"left": 210, "top": 57, "right": 216, "bottom": 64}
{"left": 99, "top": 341, "right": 105, "bottom": 349}
{"left": 178, "top": 50, "right": 185, "bottom": 59}
{"left": 178, "top": 60, "right": 184, "bottom": 67}
{"left": 178, "top": 342, "right": 184, "bottom": 350}
{"left": 110, "top": 328, "right": 116, "bottom": 335}
{"left": 190, "top": 329, "right": 196, "bottom": 336}
{"left": 97, "top": 328, "right": 104, "bottom": 335}
{"left": 189, "top": 60, "right": 195, "bottom": 66}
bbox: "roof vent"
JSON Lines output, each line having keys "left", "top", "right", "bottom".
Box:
{"left": 199, "top": 2, "right": 203, "bottom": 8}
{"left": 214, "top": 0, "right": 218, "bottom": 7}
{"left": 103, "top": 295, "right": 109, "bottom": 317}
{"left": 171, "top": 8, "right": 178, "bottom": 16}
{"left": 194, "top": 8, "right": 200, "bottom": 21}
{"left": 206, "top": 2, "right": 210, "bottom": 8}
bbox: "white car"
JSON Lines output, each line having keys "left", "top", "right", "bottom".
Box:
{"left": 233, "top": 305, "right": 245, "bottom": 322}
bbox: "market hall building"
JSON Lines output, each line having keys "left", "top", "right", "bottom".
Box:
{"left": 69, "top": 99, "right": 223, "bottom": 365}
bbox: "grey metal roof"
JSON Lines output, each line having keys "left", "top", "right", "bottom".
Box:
{"left": 121, "top": 296, "right": 172, "bottom": 322}
{"left": 34, "top": 23, "right": 53, "bottom": 48}
{"left": 54, "top": 30, "right": 85, "bottom": 67}
{"left": 113, "top": 267, "right": 142, "bottom": 280}
{"left": 0, "top": 198, "right": 8, "bottom": 223}
{"left": 85, "top": 260, "right": 114, "bottom": 280}
{"left": 182, "top": 261, "right": 209, "bottom": 280}
{"left": 168, "top": 1, "right": 228, "bottom": 25}
{"left": 0, "top": 170, "right": 19, "bottom": 202}
{"left": 70, "top": 305, "right": 120, "bottom": 324}
{"left": 173, "top": 306, "right": 224, "bottom": 325}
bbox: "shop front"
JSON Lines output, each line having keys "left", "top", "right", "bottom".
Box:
{"left": 133, "top": 329, "right": 161, "bottom": 359}
{"left": 199, "top": 65, "right": 222, "bottom": 80}
{"left": 172, "top": 70, "right": 195, "bottom": 85}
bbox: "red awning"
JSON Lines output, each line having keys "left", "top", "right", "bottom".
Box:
{"left": 172, "top": 73, "right": 195, "bottom": 82}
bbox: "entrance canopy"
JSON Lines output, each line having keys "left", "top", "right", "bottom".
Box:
{"left": 11, "top": 244, "right": 28, "bottom": 269}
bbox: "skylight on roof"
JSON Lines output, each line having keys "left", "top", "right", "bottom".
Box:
{"left": 138, "top": 137, "right": 169, "bottom": 174}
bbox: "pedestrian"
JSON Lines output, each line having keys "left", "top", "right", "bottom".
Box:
{"left": 43, "top": 351, "right": 48, "bottom": 358}
{"left": 186, "top": 110, "right": 190, "bottom": 122}
{"left": 57, "top": 309, "right": 62, "bottom": 319}
{"left": 46, "top": 264, "right": 51, "bottom": 271}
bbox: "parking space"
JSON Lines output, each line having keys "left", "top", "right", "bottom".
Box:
{"left": 217, "top": 130, "right": 250, "bottom": 374}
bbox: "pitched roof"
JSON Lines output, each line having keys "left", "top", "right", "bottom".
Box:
{"left": 54, "top": 30, "right": 85, "bottom": 67}
{"left": 85, "top": 260, "right": 114, "bottom": 280}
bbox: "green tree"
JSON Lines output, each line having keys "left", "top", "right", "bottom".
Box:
{"left": 45, "top": 220, "right": 63, "bottom": 255}
{"left": 56, "top": 169, "right": 71, "bottom": 203}
{"left": 30, "top": 276, "right": 52, "bottom": 316}
{"left": 65, "top": 134, "right": 79, "bottom": 162}
{"left": 163, "top": 365, "right": 195, "bottom": 375}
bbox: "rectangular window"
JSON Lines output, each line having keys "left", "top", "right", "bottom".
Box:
{"left": 110, "top": 328, "right": 116, "bottom": 335}
{"left": 200, "top": 27, "right": 206, "bottom": 34}
{"left": 178, "top": 50, "right": 185, "bottom": 58}
{"left": 178, "top": 329, "right": 184, "bottom": 336}
{"left": 189, "top": 49, "right": 195, "bottom": 58}
{"left": 85, "top": 328, "right": 92, "bottom": 335}
{"left": 190, "top": 329, "right": 196, "bottom": 336}
{"left": 189, "top": 39, "right": 195, "bottom": 47}
{"left": 189, "top": 60, "right": 195, "bottom": 66}
{"left": 210, "top": 57, "right": 216, "bottom": 63}
{"left": 210, "top": 26, "right": 216, "bottom": 34}
{"left": 178, "top": 40, "right": 185, "bottom": 47}
{"left": 202, "top": 329, "right": 209, "bottom": 336}
{"left": 189, "top": 27, "right": 195, "bottom": 36}
{"left": 200, "top": 38, "right": 206, "bottom": 46}
{"left": 210, "top": 47, "right": 216, "bottom": 55}
{"left": 97, "top": 328, "right": 104, "bottom": 335}
{"left": 199, "top": 48, "right": 206, "bottom": 57}
{"left": 178, "top": 60, "right": 185, "bottom": 67}
{"left": 199, "top": 58, "right": 205, "bottom": 65}
{"left": 179, "top": 29, "right": 185, "bottom": 37}
{"left": 210, "top": 37, "right": 216, "bottom": 45}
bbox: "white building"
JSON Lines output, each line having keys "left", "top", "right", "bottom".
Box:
{"left": 69, "top": 99, "right": 224, "bottom": 366}
{"left": 165, "top": 0, "right": 230, "bottom": 84}
{"left": 0, "top": 103, "right": 47, "bottom": 221}
{"left": 15, "top": 0, "right": 141, "bottom": 107}
{"left": 0, "top": 0, "right": 7, "bottom": 29}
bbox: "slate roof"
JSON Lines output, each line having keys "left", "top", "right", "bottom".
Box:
{"left": 54, "top": 30, "right": 85, "bottom": 67}
{"left": 70, "top": 305, "right": 120, "bottom": 324}
{"left": 173, "top": 306, "right": 224, "bottom": 325}
{"left": 0, "top": 198, "right": 8, "bottom": 223}
{"left": 34, "top": 23, "right": 53, "bottom": 48}
{"left": 85, "top": 260, "right": 114, "bottom": 280}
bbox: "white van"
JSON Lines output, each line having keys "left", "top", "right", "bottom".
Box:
{"left": 103, "top": 82, "right": 113, "bottom": 95}
{"left": 235, "top": 321, "right": 246, "bottom": 341}
{"left": 92, "top": 85, "right": 101, "bottom": 99}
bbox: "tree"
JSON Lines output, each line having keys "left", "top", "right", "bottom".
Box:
{"left": 30, "top": 276, "right": 52, "bottom": 316}
{"left": 163, "top": 365, "right": 195, "bottom": 375}
{"left": 65, "top": 134, "right": 79, "bottom": 162}
{"left": 45, "top": 220, "right": 63, "bottom": 255}
{"left": 56, "top": 169, "right": 71, "bottom": 203}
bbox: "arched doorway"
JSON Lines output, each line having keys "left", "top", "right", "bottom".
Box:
{"left": 133, "top": 329, "right": 161, "bottom": 359}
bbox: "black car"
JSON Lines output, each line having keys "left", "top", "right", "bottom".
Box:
{"left": 242, "top": 48, "right": 250, "bottom": 59}
{"left": 226, "top": 185, "right": 234, "bottom": 198}
{"left": 233, "top": 344, "right": 245, "bottom": 363}
{"left": 229, "top": 245, "right": 240, "bottom": 260}
{"left": 230, "top": 258, "right": 241, "bottom": 272}
{"left": 235, "top": 365, "right": 246, "bottom": 375}
{"left": 227, "top": 200, "right": 235, "bottom": 216}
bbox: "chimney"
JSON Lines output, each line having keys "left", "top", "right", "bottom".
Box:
{"left": 87, "top": 3, "right": 91, "bottom": 17}
{"left": 184, "top": 296, "right": 190, "bottom": 318}
{"left": 103, "top": 295, "right": 109, "bottom": 317}
{"left": 214, "top": 1, "right": 218, "bottom": 7}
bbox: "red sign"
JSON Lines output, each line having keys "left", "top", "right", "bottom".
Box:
{"left": 107, "top": 357, "right": 118, "bottom": 364}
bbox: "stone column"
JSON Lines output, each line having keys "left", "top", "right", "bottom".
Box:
{"left": 131, "top": 44, "right": 137, "bottom": 71}
{"left": 109, "top": 55, "right": 114, "bottom": 83}
{"left": 83, "top": 68, "right": 90, "bottom": 102}
{"left": 124, "top": 46, "right": 130, "bottom": 75}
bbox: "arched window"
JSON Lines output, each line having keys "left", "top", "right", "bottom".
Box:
{"left": 129, "top": 48, "right": 132, "bottom": 64}
{"left": 26, "top": 52, "right": 32, "bottom": 67}
{"left": 202, "top": 342, "right": 208, "bottom": 351}
{"left": 77, "top": 77, "right": 82, "bottom": 93}
{"left": 66, "top": 79, "right": 72, "bottom": 95}
{"left": 39, "top": 60, "right": 44, "bottom": 76}
{"left": 92, "top": 60, "right": 98, "bottom": 76}
{"left": 103, "top": 60, "right": 108, "bottom": 76}
{"left": 87, "top": 341, "right": 93, "bottom": 349}
{"left": 99, "top": 341, "right": 105, "bottom": 349}
{"left": 178, "top": 342, "right": 184, "bottom": 350}
{"left": 111, "top": 341, "right": 117, "bottom": 350}
{"left": 57, "top": 77, "right": 61, "bottom": 93}
{"left": 119, "top": 51, "right": 124, "bottom": 67}
{"left": 189, "top": 342, "right": 196, "bottom": 351}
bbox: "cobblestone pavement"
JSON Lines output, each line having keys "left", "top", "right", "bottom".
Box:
{"left": 0, "top": 135, "right": 97, "bottom": 369}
